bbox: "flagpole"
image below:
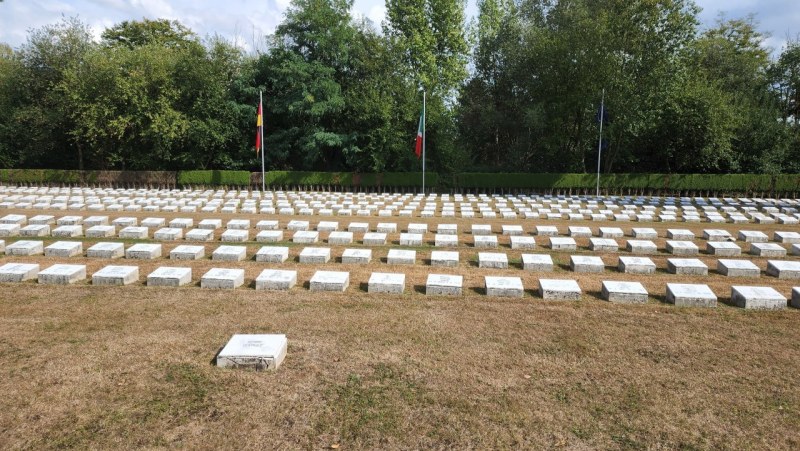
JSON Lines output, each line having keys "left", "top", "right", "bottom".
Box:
{"left": 596, "top": 88, "right": 605, "bottom": 197}
{"left": 422, "top": 90, "right": 426, "bottom": 194}
{"left": 260, "top": 90, "right": 265, "bottom": 192}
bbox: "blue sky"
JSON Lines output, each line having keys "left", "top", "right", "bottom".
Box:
{"left": 1, "top": 0, "right": 798, "bottom": 55}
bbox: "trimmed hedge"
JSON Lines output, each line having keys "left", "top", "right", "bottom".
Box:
{"left": 2, "top": 168, "right": 800, "bottom": 194}
{"left": 177, "top": 170, "right": 250, "bottom": 186}
{"left": 257, "top": 171, "right": 435, "bottom": 188}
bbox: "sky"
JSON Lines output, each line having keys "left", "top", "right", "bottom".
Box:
{"left": 0, "top": 0, "right": 798, "bottom": 56}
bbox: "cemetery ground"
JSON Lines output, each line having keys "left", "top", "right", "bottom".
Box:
{"left": 1, "top": 209, "right": 800, "bottom": 448}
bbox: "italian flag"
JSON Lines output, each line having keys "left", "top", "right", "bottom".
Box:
{"left": 414, "top": 103, "right": 424, "bottom": 159}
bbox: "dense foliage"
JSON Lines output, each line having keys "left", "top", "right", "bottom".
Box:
{"left": 0, "top": 1, "right": 798, "bottom": 176}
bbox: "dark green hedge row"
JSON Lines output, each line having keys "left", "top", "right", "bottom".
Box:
{"left": 177, "top": 170, "right": 251, "bottom": 186}
{"left": 256, "top": 171, "right": 435, "bottom": 187}
{"left": 3, "top": 169, "right": 800, "bottom": 193}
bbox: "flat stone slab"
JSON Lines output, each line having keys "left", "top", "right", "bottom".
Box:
{"left": 626, "top": 240, "right": 657, "bottom": 254}
{"left": 169, "top": 218, "right": 193, "bottom": 229}
{"left": 6, "top": 240, "right": 44, "bottom": 256}
{"left": 667, "top": 258, "right": 708, "bottom": 275}
{"left": 539, "top": 279, "right": 581, "bottom": 300}
{"left": 601, "top": 281, "right": 648, "bottom": 304}
{"left": 348, "top": 222, "right": 370, "bottom": 233}
{"left": 299, "top": 247, "right": 331, "bottom": 264}
{"left": 570, "top": 255, "right": 604, "bottom": 273}
{"left": 0, "top": 263, "right": 40, "bottom": 282}
{"left": 717, "top": 259, "right": 760, "bottom": 277}
{"left": 287, "top": 220, "right": 309, "bottom": 231}
{"left": 471, "top": 224, "right": 492, "bottom": 235}
{"left": 154, "top": 227, "right": 183, "bottom": 241}
{"left": 407, "top": 223, "right": 428, "bottom": 234}
{"left": 201, "top": 268, "right": 245, "bottom": 289}
{"left": 766, "top": 260, "right": 800, "bottom": 279}
{"left": 0, "top": 214, "right": 27, "bottom": 225}
{"left": 20, "top": 225, "right": 50, "bottom": 237}
{"left": 510, "top": 236, "right": 536, "bottom": 250}
{"left": 185, "top": 229, "right": 214, "bottom": 241}
{"left": 522, "top": 253, "right": 553, "bottom": 271}
{"left": 485, "top": 276, "right": 523, "bottom": 297}
{"left": 473, "top": 235, "right": 497, "bottom": 248}
{"left": 431, "top": 250, "right": 459, "bottom": 267}
{"left": 731, "top": 286, "right": 787, "bottom": 310}
{"left": 794, "top": 244, "right": 800, "bottom": 256}
{"left": 147, "top": 267, "right": 192, "bottom": 287}
{"left": 125, "top": 243, "right": 162, "bottom": 260}
{"left": 387, "top": 249, "right": 416, "bottom": 265}
{"left": 599, "top": 227, "right": 624, "bottom": 238}
{"left": 738, "top": 230, "right": 768, "bottom": 243}
{"left": 368, "top": 272, "right": 405, "bottom": 294}
{"left": 0, "top": 224, "right": 21, "bottom": 236}
{"left": 328, "top": 231, "right": 354, "bottom": 245}
{"left": 363, "top": 232, "right": 387, "bottom": 245}
{"left": 226, "top": 219, "right": 251, "bottom": 230}
{"left": 399, "top": 233, "right": 423, "bottom": 246}
{"left": 316, "top": 221, "right": 339, "bottom": 232}
{"left": 141, "top": 217, "right": 166, "bottom": 228}
{"left": 438, "top": 224, "right": 458, "bottom": 235}
{"left": 774, "top": 231, "right": 800, "bottom": 244}
{"left": 119, "top": 226, "right": 148, "bottom": 239}
{"left": 618, "top": 257, "right": 656, "bottom": 274}
{"left": 435, "top": 234, "right": 458, "bottom": 247}
{"left": 221, "top": 229, "right": 249, "bottom": 242}
{"left": 212, "top": 245, "right": 247, "bottom": 262}
{"left": 310, "top": 270, "right": 349, "bottom": 292}
{"left": 667, "top": 229, "right": 695, "bottom": 240}
{"left": 112, "top": 217, "right": 137, "bottom": 227}
{"left": 56, "top": 216, "right": 82, "bottom": 225}
{"left": 256, "top": 220, "right": 280, "bottom": 230}
{"left": 706, "top": 241, "right": 741, "bottom": 256}
{"left": 536, "top": 226, "right": 559, "bottom": 236}
{"left": 666, "top": 283, "right": 717, "bottom": 307}
{"left": 792, "top": 287, "right": 800, "bottom": 308}
{"left": 478, "top": 252, "right": 508, "bottom": 269}
{"left": 501, "top": 225, "right": 523, "bottom": 236}
{"left": 256, "top": 230, "right": 283, "bottom": 242}
{"left": 217, "top": 334, "right": 287, "bottom": 370}
{"left": 376, "top": 223, "right": 397, "bottom": 233}
{"left": 292, "top": 231, "right": 319, "bottom": 244}
{"left": 87, "top": 242, "right": 124, "bottom": 258}
{"left": 550, "top": 237, "right": 577, "bottom": 250}
{"left": 198, "top": 219, "right": 222, "bottom": 230}
{"left": 750, "top": 243, "right": 787, "bottom": 258}
{"left": 426, "top": 274, "right": 463, "bottom": 295}
{"left": 92, "top": 265, "right": 139, "bottom": 286}
{"left": 666, "top": 241, "right": 699, "bottom": 255}
{"left": 632, "top": 228, "right": 657, "bottom": 239}
{"left": 703, "top": 229, "right": 732, "bottom": 241}
{"left": 44, "top": 241, "right": 82, "bottom": 257}
{"left": 589, "top": 238, "right": 618, "bottom": 252}
{"left": 255, "top": 269, "right": 297, "bottom": 290}
{"left": 568, "top": 226, "right": 592, "bottom": 237}
{"left": 342, "top": 248, "right": 372, "bottom": 264}
{"left": 170, "top": 245, "right": 205, "bottom": 260}
{"left": 38, "top": 264, "right": 86, "bottom": 285}
{"left": 255, "top": 246, "right": 289, "bottom": 263}
{"left": 86, "top": 225, "right": 116, "bottom": 238}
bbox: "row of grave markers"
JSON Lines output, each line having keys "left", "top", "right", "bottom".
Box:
{"left": 2, "top": 261, "right": 798, "bottom": 309}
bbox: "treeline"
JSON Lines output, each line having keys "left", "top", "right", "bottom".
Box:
{"left": 0, "top": 0, "right": 799, "bottom": 176}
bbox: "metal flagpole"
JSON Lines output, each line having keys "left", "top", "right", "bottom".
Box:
{"left": 260, "top": 90, "right": 265, "bottom": 192}
{"left": 422, "top": 90, "right": 426, "bottom": 194}
{"left": 596, "top": 88, "right": 605, "bottom": 197}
